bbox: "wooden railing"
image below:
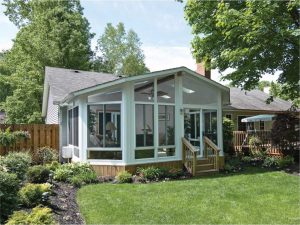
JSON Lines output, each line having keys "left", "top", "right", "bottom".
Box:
{"left": 233, "top": 130, "right": 283, "bottom": 156}
{"left": 203, "top": 136, "right": 220, "bottom": 171}
{"left": 182, "top": 137, "right": 198, "bottom": 176}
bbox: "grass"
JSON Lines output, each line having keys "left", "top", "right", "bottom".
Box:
{"left": 77, "top": 167, "right": 300, "bottom": 224}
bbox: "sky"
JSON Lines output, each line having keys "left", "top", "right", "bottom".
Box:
{"left": 0, "top": 0, "right": 278, "bottom": 84}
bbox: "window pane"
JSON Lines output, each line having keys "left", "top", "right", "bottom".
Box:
{"left": 134, "top": 80, "right": 154, "bottom": 102}
{"left": 68, "top": 109, "right": 73, "bottom": 145}
{"left": 88, "top": 91, "right": 122, "bottom": 103}
{"left": 157, "top": 75, "right": 175, "bottom": 103}
{"left": 158, "top": 105, "right": 175, "bottom": 146}
{"left": 73, "top": 107, "right": 79, "bottom": 147}
{"left": 135, "top": 104, "right": 154, "bottom": 147}
{"left": 87, "top": 104, "right": 121, "bottom": 148}
{"left": 135, "top": 149, "right": 154, "bottom": 159}
{"left": 158, "top": 148, "right": 175, "bottom": 157}
{"left": 204, "top": 110, "right": 218, "bottom": 145}
{"left": 88, "top": 151, "right": 122, "bottom": 160}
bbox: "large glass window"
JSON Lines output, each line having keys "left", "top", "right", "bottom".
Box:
{"left": 204, "top": 110, "right": 218, "bottom": 145}
{"left": 134, "top": 80, "right": 154, "bottom": 102}
{"left": 157, "top": 75, "right": 175, "bottom": 104}
{"left": 87, "top": 104, "right": 121, "bottom": 148}
{"left": 158, "top": 105, "right": 175, "bottom": 157}
{"left": 135, "top": 104, "right": 155, "bottom": 159}
{"left": 68, "top": 106, "right": 78, "bottom": 147}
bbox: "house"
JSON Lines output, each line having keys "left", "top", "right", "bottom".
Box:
{"left": 224, "top": 88, "right": 293, "bottom": 131}
{"left": 42, "top": 66, "right": 230, "bottom": 176}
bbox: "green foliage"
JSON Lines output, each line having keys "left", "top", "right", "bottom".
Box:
{"left": 54, "top": 163, "right": 97, "bottom": 186}
{"left": 6, "top": 206, "right": 55, "bottom": 225}
{"left": 0, "top": 128, "right": 30, "bottom": 147}
{"left": 269, "top": 82, "right": 300, "bottom": 107}
{"left": 18, "top": 183, "right": 51, "bottom": 207}
{"left": 1, "top": 0, "right": 94, "bottom": 123}
{"left": 34, "top": 146, "right": 58, "bottom": 165}
{"left": 0, "top": 171, "right": 20, "bottom": 223}
{"left": 249, "top": 136, "right": 262, "bottom": 153}
{"left": 224, "top": 157, "right": 242, "bottom": 173}
{"left": 271, "top": 112, "right": 300, "bottom": 157}
{"left": 27, "top": 165, "right": 50, "bottom": 183}
{"left": 0, "top": 151, "right": 32, "bottom": 180}
{"left": 95, "top": 22, "right": 149, "bottom": 76}
{"left": 223, "top": 117, "right": 234, "bottom": 155}
{"left": 116, "top": 171, "right": 132, "bottom": 183}
{"left": 137, "top": 167, "right": 164, "bottom": 181}
{"left": 183, "top": 0, "right": 299, "bottom": 101}
{"left": 45, "top": 161, "right": 60, "bottom": 172}
{"left": 262, "top": 157, "right": 279, "bottom": 168}
{"left": 277, "top": 156, "right": 294, "bottom": 169}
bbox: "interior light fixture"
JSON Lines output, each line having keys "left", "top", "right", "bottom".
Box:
{"left": 183, "top": 87, "right": 195, "bottom": 94}
{"left": 161, "top": 95, "right": 171, "bottom": 99}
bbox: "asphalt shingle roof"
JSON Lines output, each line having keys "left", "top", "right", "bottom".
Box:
{"left": 45, "top": 67, "right": 292, "bottom": 112}
{"left": 45, "top": 67, "right": 120, "bottom": 103}
{"left": 226, "top": 87, "right": 292, "bottom": 111}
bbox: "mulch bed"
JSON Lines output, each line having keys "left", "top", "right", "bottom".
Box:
{"left": 49, "top": 182, "right": 84, "bottom": 225}
{"left": 284, "top": 163, "right": 300, "bottom": 176}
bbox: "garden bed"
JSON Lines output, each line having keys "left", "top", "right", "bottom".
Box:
{"left": 49, "top": 182, "right": 84, "bottom": 225}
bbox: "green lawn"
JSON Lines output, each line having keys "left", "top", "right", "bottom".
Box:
{"left": 77, "top": 168, "right": 300, "bottom": 224}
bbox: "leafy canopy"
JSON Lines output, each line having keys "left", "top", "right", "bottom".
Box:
{"left": 0, "top": 0, "right": 94, "bottom": 123}
{"left": 94, "top": 22, "right": 149, "bottom": 76}
{"left": 183, "top": 0, "right": 299, "bottom": 102}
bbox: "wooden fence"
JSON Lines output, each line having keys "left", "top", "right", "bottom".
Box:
{"left": 0, "top": 124, "right": 59, "bottom": 155}
{"left": 233, "top": 130, "right": 282, "bottom": 156}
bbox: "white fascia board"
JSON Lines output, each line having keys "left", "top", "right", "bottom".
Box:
{"left": 41, "top": 83, "right": 50, "bottom": 117}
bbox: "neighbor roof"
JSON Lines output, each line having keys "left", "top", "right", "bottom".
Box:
{"left": 225, "top": 87, "right": 292, "bottom": 112}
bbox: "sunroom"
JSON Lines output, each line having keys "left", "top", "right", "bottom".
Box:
{"left": 43, "top": 66, "right": 230, "bottom": 176}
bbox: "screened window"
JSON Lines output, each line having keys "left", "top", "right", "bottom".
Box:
{"left": 134, "top": 80, "right": 154, "bottom": 102}
{"left": 204, "top": 110, "right": 218, "bottom": 145}
{"left": 68, "top": 107, "right": 78, "bottom": 147}
{"left": 237, "top": 116, "right": 254, "bottom": 131}
{"left": 135, "top": 104, "right": 154, "bottom": 147}
{"left": 225, "top": 114, "right": 232, "bottom": 120}
{"left": 87, "top": 104, "right": 121, "bottom": 148}
{"left": 157, "top": 75, "right": 175, "bottom": 103}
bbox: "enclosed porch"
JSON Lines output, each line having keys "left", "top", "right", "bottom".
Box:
{"left": 62, "top": 68, "right": 229, "bottom": 176}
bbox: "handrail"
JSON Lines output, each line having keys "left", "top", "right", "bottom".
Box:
{"left": 203, "top": 136, "right": 220, "bottom": 171}
{"left": 182, "top": 137, "right": 197, "bottom": 176}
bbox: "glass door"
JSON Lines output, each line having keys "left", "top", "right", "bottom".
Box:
{"left": 184, "top": 109, "right": 201, "bottom": 155}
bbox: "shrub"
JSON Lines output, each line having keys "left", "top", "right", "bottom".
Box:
{"left": 116, "top": 171, "right": 132, "bottom": 183}
{"left": 0, "top": 151, "right": 32, "bottom": 180}
{"left": 27, "top": 165, "right": 50, "bottom": 183}
{"left": 277, "top": 156, "right": 294, "bottom": 169}
{"left": 241, "top": 156, "right": 252, "bottom": 163}
{"left": 6, "top": 206, "right": 55, "bottom": 225}
{"left": 45, "top": 161, "right": 60, "bottom": 172}
{"left": 167, "top": 168, "right": 184, "bottom": 179}
{"left": 137, "top": 167, "right": 163, "bottom": 181}
{"left": 224, "top": 157, "right": 242, "bottom": 172}
{"left": 0, "top": 171, "right": 20, "bottom": 223}
{"left": 54, "top": 163, "right": 97, "bottom": 186}
{"left": 34, "top": 146, "right": 58, "bottom": 165}
{"left": 19, "top": 183, "right": 51, "bottom": 207}
{"left": 223, "top": 117, "right": 234, "bottom": 155}
{"left": 262, "top": 157, "right": 278, "bottom": 168}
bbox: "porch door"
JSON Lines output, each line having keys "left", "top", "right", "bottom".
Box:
{"left": 184, "top": 109, "right": 202, "bottom": 156}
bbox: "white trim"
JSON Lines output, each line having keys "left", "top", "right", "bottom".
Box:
{"left": 183, "top": 104, "right": 218, "bottom": 110}
{"left": 87, "top": 101, "right": 122, "bottom": 105}
{"left": 154, "top": 78, "right": 159, "bottom": 159}
{"left": 135, "top": 146, "right": 155, "bottom": 150}
{"left": 134, "top": 101, "right": 155, "bottom": 105}
{"left": 87, "top": 148, "right": 122, "bottom": 151}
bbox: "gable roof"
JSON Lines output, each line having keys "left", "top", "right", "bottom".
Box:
{"left": 42, "top": 66, "right": 230, "bottom": 117}
{"left": 225, "top": 87, "right": 292, "bottom": 112}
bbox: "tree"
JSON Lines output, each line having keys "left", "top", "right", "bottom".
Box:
{"left": 1, "top": 0, "right": 94, "bottom": 123}
{"left": 183, "top": 0, "right": 299, "bottom": 102}
{"left": 269, "top": 82, "right": 300, "bottom": 106}
{"left": 95, "top": 22, "right": 149, "bottom": 76}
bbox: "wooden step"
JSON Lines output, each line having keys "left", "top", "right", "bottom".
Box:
{"left": 197, "top": 158, "right": 210, "bottom": 165}
{"left": 196, "top": 163, "right": 215, "bottom": 171}
{"left": 195, "top": 169, "right": 218, "bottom": 176}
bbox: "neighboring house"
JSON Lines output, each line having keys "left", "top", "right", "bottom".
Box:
{"left": 224, "top": 88, "right": 293, "bottom": 131}
{"left": 0, "top": 111, "right": 5, "bottom": 124}
{"left": 42, "top": 66, "right": 230, "bottom": 176}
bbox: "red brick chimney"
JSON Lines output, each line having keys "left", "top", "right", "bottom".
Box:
{"left": 196, "top": 61, "right": 211, "bottom": 79}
